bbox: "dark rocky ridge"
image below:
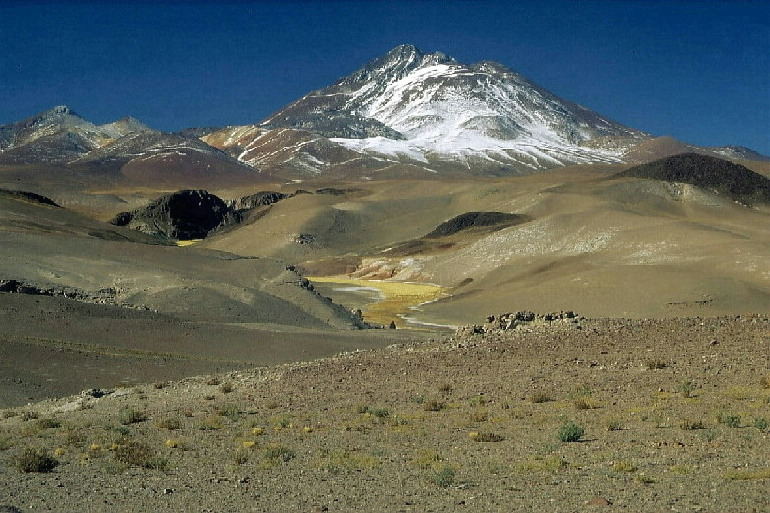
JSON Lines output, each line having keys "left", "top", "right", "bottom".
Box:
{"left": 615, "top": 153, "right": 770, "bottom": 205}
{"left": 425, "top": 212, "right": 530, "bottom": 238}
{"left": 229, "top": 191, "right": 288, "bottom": 212}
{"left": 111, "top": 190, "right": 241, "bottom": 240}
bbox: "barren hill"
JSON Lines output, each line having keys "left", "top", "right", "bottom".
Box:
{"left": 615, "top": 152, "right": 770, "bottom": 205}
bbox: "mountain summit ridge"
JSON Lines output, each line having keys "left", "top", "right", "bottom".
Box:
{"left": 259, "top": 44, "right": 648, "bottom": 173}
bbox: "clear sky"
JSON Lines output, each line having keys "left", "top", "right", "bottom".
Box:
{"left": 1, "top": 0, "right": 768, "bottom": 153}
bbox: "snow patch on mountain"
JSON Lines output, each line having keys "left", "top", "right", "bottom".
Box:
{"left": 261, "top": 44, "right": 647, "bottom": 173}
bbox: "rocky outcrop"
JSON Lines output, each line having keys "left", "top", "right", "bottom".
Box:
{"left": 229, "top": 191, "right": 288, "bottom": 212}
{"left": 111, "top": 190, "right": 240, "bottom": 240}
{"left": 456, "top": 310, "right": 582, "bottom": 336}
{"left": 0, "top": 279, "right": 117, "bottom": 304}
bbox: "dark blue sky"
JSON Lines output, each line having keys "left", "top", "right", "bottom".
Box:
{"left": 1, "top": 0, "right": 768, "bottom": 153}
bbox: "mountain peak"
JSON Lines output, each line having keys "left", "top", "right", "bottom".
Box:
{"left": 386, "top": 43, "right": 422, "bottom": 59}
{"left": 261, "top": 45, "right": 644, "bottom": 173}
{"left": 36, "top": 105, "right": 83, "bottom": 121}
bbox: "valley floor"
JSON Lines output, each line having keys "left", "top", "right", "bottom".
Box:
{"left": 1, "top": 315, "right": 768, "bottom": 512}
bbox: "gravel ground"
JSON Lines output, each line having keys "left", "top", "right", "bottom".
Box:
{"left": 1, "top": 315, "right": 768, "bottom": 512}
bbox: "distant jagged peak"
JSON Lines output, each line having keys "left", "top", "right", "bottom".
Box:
{"left": 23, "top": 104, "right": 89, "bottom": 127}
{"left": 47, "top": 104, "right": 74, "bottom": 116}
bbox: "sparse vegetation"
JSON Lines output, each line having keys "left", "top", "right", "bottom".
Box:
{"left": 155, "top": 417, "right": 181, "bottom": 430}
{"left": 36, "top": 418, "right": 62, "bottom": 429}
{"left": 118, "top": 408, "right": 148, "bottom": 425}
{"left": 438, "top": 383, "right": 453, "bottom": 394}
{"left": 429, "top": 464, "right": 456, "bottom": 488}
{"left": 216, "top": 403, "right": 241, "bottom": 419}
{"left": 530, "top": 391, "right": 552, "bottom": 403}
{"left": 13, "top": 448, "right": 59, "bottom": 473}
{"left": 357, "top": 405, "right": 390, "bottom": 418}
{"left": 233, "top": 447, "right": 250, "bottom": 465}
{"left": 198, "top": 415, "right": 224, "bottom": 430}
{"left": 680, "top": 419, "right": 705, "bottom": 430}
{"left": 613, "top": 460, "right": 637, "bottom": 473}
{"left": 0, "top": 314, "right": 767, "bottom": 509}
{"left": 573, "top": 397, "right": 599, "bottom": 410}
{"left": 717, "top": 413, "right": 741, "bottom": 428}
{"left": 646, "top": 360, "right": 667, "bottom": 370}
{"left": 113, "top": 439, "right": 168, "bottom": 470}
{"left": 263, "top": 444, "right": 295, "bottom": 463}
{"left": 219, "top": 382, "right": 234, "bottom": 394}
{"left": 678, "top": 380, "right": 696, "bottom": 398}
{"left": 472, "top": 432, "right": 504, "bottom": 442}
{"left": 320, "top": 449, "right": 378, "bottom": 472}
{"left": 423, "top": 400, "right": 445, "bottom": 412}
{"left": 557, "top": 421, "right": 584, "bottom": 442}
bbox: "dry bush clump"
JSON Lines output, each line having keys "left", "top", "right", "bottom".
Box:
{"left": 472, "top": 432, "right": 504, "bottom": 442}
{"left": 118, "top": 408, "right": 148, "bottom": 425}
{"left": 35, "top": 418, "right": 61, "bottom": 430}
{"left": 423, "top": 400, "right": 445, "bottom": 412}
{"left": 680, "top": 419, "right": 705, "bottom": 430}
{"left": 13, "top": 448, "right": 58, "bottom": 473}
{"left": 263, "top": 444, "right": 295, "bottom": 463}
{"left": 573, "top": 397, "right": 599, "bottom": 410}
{"left": 113, "top": 439, "right": 168, "bottom": 470}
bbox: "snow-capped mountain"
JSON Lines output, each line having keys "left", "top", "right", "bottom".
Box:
{"left": 259, "top": 44, "right": 648, "bottom": 174}
{"left": 202, "top": 125, "right": 373, "bottom": 176}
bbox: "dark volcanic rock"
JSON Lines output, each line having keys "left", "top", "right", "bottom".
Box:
{"left": 111, "top": 190, "right": 240, "bottom": 240}
{"left": 425, "top": 212, "right": 529, "bottom": 238}
{"left": 615, "top": 153, "right": 770, "bottom": 205}
{"left": 231, "top": 191, "right": 288, "bottom": 211}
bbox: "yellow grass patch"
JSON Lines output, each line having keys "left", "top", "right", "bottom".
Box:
{"left": 308, "top": 275, "right": 447, "bottom": 328}
{"left": 175, "top": 239, "right": 203, "bottom": 247}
